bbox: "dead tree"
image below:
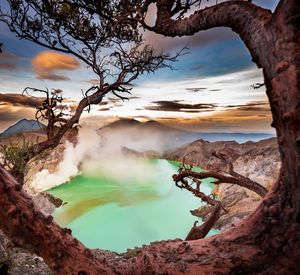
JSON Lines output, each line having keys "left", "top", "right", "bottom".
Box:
{"left": 172, "top": 153, "right": 267, "bottom": 241}
{"left": 0, "top": 0, "right": 299, "bottom": 274}
{"left": 22, "top": 88, "right": 68, "bottom": 140}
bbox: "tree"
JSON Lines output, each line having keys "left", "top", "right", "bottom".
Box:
{"left": 173, "top": 150, "right": 268, "bottom": 241}
{"left": 136, "top": 0, "right": 300, "bottom": 272}
{"left": 0, "top": 0, "right": 299, "bottom": 274}
{"left": 0, "top": 88, "right": 67, "bottom": 183}
{"left": 0, "top": 136, "right": 39, "bottom": 184}
{"left": 0, "top": 0, "right": 179, "bottom": 165}
{"left": 23, "top": 88, "right": 68, "bottom": 140}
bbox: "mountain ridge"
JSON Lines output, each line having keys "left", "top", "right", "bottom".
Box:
{"left": 100, "top": 118, "right": 275, "bottom": 149}
{"left": 0, "top": 119, "right": 46, "bottom": 138}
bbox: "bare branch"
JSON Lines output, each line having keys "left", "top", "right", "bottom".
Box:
{"left": 174, "top": 167, "right": 267, "bottom": 198}
{"left": 172, "top": 148, "right": 268, "bottom": 240}
{"left": 251, "top": 82, "right": 265, "bottom": 89}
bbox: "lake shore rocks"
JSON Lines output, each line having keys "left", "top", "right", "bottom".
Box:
{"left": 165, "top": 137, "right": 280, "bottom": 231}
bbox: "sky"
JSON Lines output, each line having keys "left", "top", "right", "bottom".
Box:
{"left": 0, "top": 0, "right": 279, "bottom": 133}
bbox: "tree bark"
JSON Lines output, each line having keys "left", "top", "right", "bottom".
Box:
{"left": 185, "top": 197, "right": 222, "bottom": 241}
{"left": 0, "top": 165, "right": 114, "bottom": 274}
{"left": 149, "top": 0, "right": 300, "bottom": 271}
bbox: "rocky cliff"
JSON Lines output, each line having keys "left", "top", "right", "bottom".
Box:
{"left": 23, "top": 128, "right": 78, "bottom": 195}
{"left": 164, "top": 138, "right": 281, "bottom": 231}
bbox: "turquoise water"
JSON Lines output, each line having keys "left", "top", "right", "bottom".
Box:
{"left": 48, "top": 159, "right": 217, "bottom": 253}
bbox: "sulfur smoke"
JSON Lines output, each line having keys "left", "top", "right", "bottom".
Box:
{"left": 28, "top": 124, "right": 167, "bottom": 193}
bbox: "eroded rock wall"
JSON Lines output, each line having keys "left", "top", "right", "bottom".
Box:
{"left": 165, "top": 138, "right": 280, "bottom": 231}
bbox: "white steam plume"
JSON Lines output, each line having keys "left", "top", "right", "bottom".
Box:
{"left": 28, "top": 123, "right": 167, "bottom": 193}
{"left": 29, "top": 126, "right": 101, "bottom": 193}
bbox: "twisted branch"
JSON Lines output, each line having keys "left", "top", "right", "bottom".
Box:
{"left": 173, "top": 150, "right": 267, "bottom": 240}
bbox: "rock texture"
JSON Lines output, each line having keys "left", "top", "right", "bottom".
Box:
{"left": 0, "top": 130, "right": 72, "bottom": 274}
{"left": 165, "top": 138, "right": 281, "bottom": 231}
{"left": 23, "top": 144, "right": 65, "bottom": 195}
{"left": 0, "top": 191, "right": 61, "bottom": 274}
{"left": 23, "top": 128, "right": 77, "bottom": 195}
{"left": 0, "top": 230, "right": 52, "bottom": 275}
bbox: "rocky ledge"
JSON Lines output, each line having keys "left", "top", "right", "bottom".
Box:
{"left": 164, "top": 137, "right": 281, "bottom": 231}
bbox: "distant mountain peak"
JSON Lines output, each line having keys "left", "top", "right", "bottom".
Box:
{"left": 107, "top": 118, "right": 141, "bottom": 128}
{"left": 144, "top": 119, "right": 158, "bottom": 124}
{"left": 101, "top": 118, "right": 179, "bottom": 133}
{"left": 0, "top": 119, "right": 46, "bottom": 138}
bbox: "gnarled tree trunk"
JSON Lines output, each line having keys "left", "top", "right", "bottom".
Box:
{"left": 144, "top": 0, "right": 300, "bottom": 272}
{"left": 0, "top": 0, "right": 299, "bottom": 274}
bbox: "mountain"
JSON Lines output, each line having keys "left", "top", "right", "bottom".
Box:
{"left": 99, "top": 118, "right": 275, "bottom": 152}
{"left": 164, "top": 137, "right": 279, "bottom": 170}
{"left": 139, "top": 120, "right": 178, "bottom": 132}
{"left": 103, "top": 118, "right": 142, "bottom": 129}
{"left": 101, "top": 118, "right": 176, "bottom": 132}
{"left": 0, "top": 119, "right": 46, "bottom": 138}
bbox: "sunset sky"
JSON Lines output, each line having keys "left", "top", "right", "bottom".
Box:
{"left": 0, "top": 0, "right": 279, "bottom": 133}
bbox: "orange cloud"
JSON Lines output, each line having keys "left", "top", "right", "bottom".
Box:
{"left": 158, "top": 102, "right": 273, "bottom": 133}
{"left": 32, "top": 51, "right": 80, "bottom": 81}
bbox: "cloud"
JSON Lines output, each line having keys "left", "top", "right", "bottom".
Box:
{"left": 185, "top": 87, "right": 207, "bottom": 93}
{"left": 0, "top": 93, "right": 43, "bottom": 108}
{"left": 158, "top": 101, "right": 273, "bottom": 133}
{"left": 99, "top": 96, "right": 141, "bottom": 108}
{"left": 0, "top": 106, "right": 33, "bottom": 121}
{"left": 144, "top": 28, "right": 235, "bottom": 53}
{"left": 0, "top": 51, "right": 18, "bottom": 70}
{"left": 0, "top": 51, "right": 18, "bottom": 60}
{"left": 99, "top": 101, "right": 109, "bottom": 106}
{"left": 87, "top": 79, "right": 99, "bottom": 86}
{"left": 0, "top": 63, "right": 16, "bottom": 70}
{"left": 32, "top": 51, "right": 80, "bottom": 81}
{"left": 144, "top": 100, "right": 216, "bottom": 113}
{"left": 0, "top": 104, "right": 37, "bottom": 132}
{"left": 98, "top": 107, "right": 111, "bottom": 112}
{"left": 224, "top": 101, "right": 270, "bottom": 112}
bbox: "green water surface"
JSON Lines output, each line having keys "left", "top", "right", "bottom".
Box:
{"left": 48, "top": 159, "right": 218, "bottom": 253}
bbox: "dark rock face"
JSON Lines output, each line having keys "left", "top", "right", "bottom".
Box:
{"left": 0, "top": 127, "right": 67, "bottom": 274}
{"left": 32, "top": 192, "right": 63, "bottom": 215}
{"left": 0, "top": 187, "right": 64, "bottom": 274}
{"left": 165, "top": 138, "right": 281, "bottom": 231}
{"left": 0, "top": 193, "right": 61, "bottom": 274}
{"left": 0, "top": 193, "right": 60, "bottom": 274}
{"left": 0, "top": 230, "right": 52, "bottom": 275}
